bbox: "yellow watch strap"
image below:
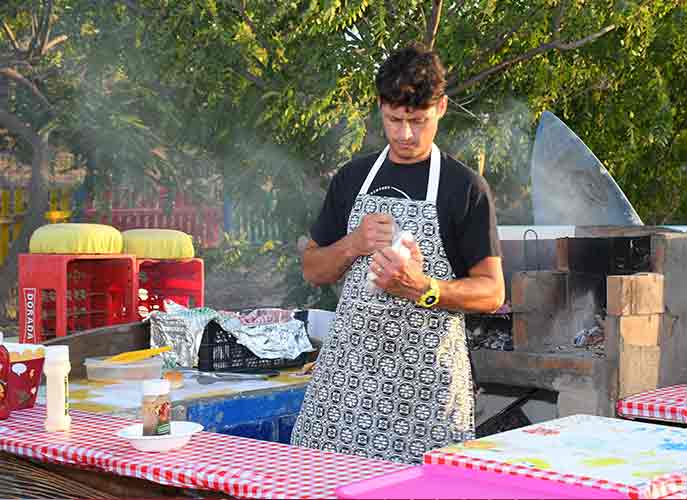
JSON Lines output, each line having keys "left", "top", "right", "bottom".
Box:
{"left": 416, "top": 277, "right": 440, "bottom": 308}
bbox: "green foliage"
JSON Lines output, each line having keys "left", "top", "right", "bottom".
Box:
{"left": 282, "top": 253, "right": 341, "bottom": 310}
{"left": 2, "top": 0, "right": 686, "bottom": 308}
{"left": 200, "top": 234, "right": 286, "bottom": 273}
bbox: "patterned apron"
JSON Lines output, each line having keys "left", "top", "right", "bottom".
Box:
{"left": 291, "top": 144, "right": 475, "bottom": 464}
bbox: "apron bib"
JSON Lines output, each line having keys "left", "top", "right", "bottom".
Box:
{"left": 291, "top": 144, "right": 475, "bottom": 464}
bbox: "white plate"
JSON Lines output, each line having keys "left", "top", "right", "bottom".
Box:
{"left": 117, "top": 421, "right": 203, "bottom": 452}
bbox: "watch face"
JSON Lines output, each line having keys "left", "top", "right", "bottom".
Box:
{"left": 416, "top": 279, "right": 439, "bottom": 308}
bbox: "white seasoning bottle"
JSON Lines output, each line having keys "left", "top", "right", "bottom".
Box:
{"left": 142, "top": 379, "right": 171, "bottom": 436}
{"left": 44, "top": 345, "right": 71, "bottom": 432}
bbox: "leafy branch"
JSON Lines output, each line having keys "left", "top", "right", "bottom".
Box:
{"left": 424, "top": 0, "right": 443, "bottom": 49}
{"left": 0, "top": 67, "right": 51, "bottom": 109}
{"left": 447, "top": 18, "right": 616, "bottom": 96}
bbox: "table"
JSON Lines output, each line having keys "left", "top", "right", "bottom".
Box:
{"left": 36, "top": 367, "right": 312, "bottom": 444}
{"left": 617, "top": 385, "right": 687, "bottom": 425}
{"left": 424, "top": 414, "right": 687, "bottom": 499}
{"left": 0, "top": 406, "right": 407, "bottom": 499}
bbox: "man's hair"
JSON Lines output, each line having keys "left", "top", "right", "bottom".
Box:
{"left": 375, "top": 43, "right": 447, "bottom": 109}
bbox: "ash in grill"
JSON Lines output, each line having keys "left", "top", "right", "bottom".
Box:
{"left": 467, "top": 314, "right": 513, "bottom": 351}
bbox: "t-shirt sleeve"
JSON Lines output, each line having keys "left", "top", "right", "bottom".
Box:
{"left": 458, "top": 175, "right": 502, "bottom": 271}
{"left": 310, "top": 169, "right": 350, "bottom": 247}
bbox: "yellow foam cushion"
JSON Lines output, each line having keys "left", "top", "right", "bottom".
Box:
{"left": 29, "top": 223, "right": 123, "bottom": 254}
{"left": 122, "top": 229, "right": 194, "bottom": 259}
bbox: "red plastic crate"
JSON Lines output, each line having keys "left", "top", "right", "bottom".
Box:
{"left": 135, "top": 258, "right": 204, "bottom": 319}
{"left": 18, "top": 254, "right": 138, "bottom": 343}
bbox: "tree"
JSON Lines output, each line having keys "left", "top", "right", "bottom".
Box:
{"left": 143, "top": 0, "right": 681, "bottom": 304}
{"left": 548, "top": 3, "right": 687, "bottom": 223}
{"left": 137, "top": 0, "right": 682, "bottom": 223}
{"left": 0, "top": 0, "right": 66, "bottom": 317}
{"left": 0, "top": 0, "right": 180, "bottom": 317}
{"left": 2, "top": 1, "right": 684, "bottom": 314}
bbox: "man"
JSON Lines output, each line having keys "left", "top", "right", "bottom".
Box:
{"left": 291, "top": 44, "right": 505, "bottom": 464}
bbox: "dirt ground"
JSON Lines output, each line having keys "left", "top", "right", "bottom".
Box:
{"left": 203, "top": 256, "right": 291, "bottom": 311}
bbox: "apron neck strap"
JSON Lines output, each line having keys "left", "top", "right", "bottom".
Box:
{"left": 358, "top": 144, "right": 441, "bottom": 203}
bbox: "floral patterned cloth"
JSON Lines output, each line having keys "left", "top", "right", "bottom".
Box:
{"left": 425, "top": 414, "right": 687, "bottom": 499}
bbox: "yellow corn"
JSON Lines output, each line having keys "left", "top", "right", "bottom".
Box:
{"left": 105, "top": 346, "right": 171, "bottom": 363}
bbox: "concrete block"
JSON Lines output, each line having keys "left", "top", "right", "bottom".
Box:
{"left": 511, "top": 271, "right": 567, "bottom": 312}
{"left": 618, "top": 340, "right": 660, "bottom": 399}
{"left": 603, "top": 315, "right": 620, "bottom": 362}
{"left": 575, "top": 226, "right": 674, "bottom": 238}
{"left": 607, "top": 273, "right": 664, "bottom": 316}
{"left": 555, "top": 238, "right": 569, "bottom": 271}
{"left": 616, "top": 314, "right": 661, "bottom": 346}
{"left": 650, "top": 234, "right": 687, "bottom": 387}
{"left": 553, "top": 375, "right": 602, "bottom": 418}
{"left": 512, "top": 315, "right": 527, "bottom": 350}
{"left": 651, "top": 234, "right": 668, "bottom": 274}
{"left": 512, "top": 311, "right": 567, "bottom": 351}
{"left": 567, "top": 273, "right": 605, "bottom": 312}
{"left": 554, "top": 237, "right": 613, "bottom": 276}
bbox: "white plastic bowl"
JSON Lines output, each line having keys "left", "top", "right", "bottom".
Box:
{"left": 117, "top": 421, "right": 203, "bottom": 452}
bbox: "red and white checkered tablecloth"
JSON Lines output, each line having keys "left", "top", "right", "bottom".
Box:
{"left": 663, "top": 490, "right": 687, "bottom": 499}
{"left": 423, "top": 449, "right": 687, "bottom": 499}
{"left": 0, "top": 406, "right": 408, "bottom": 499}
{"left": 617, "top": 385, "right": 687, "bottom": 425}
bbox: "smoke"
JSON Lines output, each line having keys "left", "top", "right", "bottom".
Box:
{"left": 441, "top": 97, "right": 536, "bottom": 225}
{"left": 550, "top": 287, "right": 603, "bottom": 350}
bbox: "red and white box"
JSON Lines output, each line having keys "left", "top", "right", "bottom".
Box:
{"left": 3, "top": 343, "right": 45, "bottom": 410}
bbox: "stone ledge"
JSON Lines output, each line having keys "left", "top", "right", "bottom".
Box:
{"left": 472, "top": 349, "right": 609, "bottom": 391}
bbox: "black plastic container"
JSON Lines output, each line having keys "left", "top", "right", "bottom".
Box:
{"left": 197, "top": 314, "right": 309, "bottom": 373}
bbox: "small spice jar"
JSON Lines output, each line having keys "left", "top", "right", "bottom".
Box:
{"left": 142, "top": 379, "right": 171, "bottom": 436}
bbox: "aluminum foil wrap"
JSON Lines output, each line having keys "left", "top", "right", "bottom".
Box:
{"left": 230, "top": 319, "right": 313, "bottom": 360}
{"left": 149, "top": 302, "right": 312, "bottom": 367}
{"left": 149, "top": 302, "right": 240, "bottom": 368}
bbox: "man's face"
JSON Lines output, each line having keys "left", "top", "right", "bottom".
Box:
{"left": 380, "top": 96, "right": 447, "bottom": 164}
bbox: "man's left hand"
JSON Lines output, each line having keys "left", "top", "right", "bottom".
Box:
{"left": 370, "top": 239, "right": 428, "bottom": 302}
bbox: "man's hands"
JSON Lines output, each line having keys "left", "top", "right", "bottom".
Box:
{"left": 350, "top": 214, "right": 433, "bottom": 303}
{"left": 370, "top": 239, "right": 429, "bottom": 302}
{"left": 302, "top": 213, "right": 395, "bottom": 286}
{"left": 351, "top": 213, "right": 394, "bottom": 256}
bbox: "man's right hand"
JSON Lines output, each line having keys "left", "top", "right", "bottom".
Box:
{"left": 351, "top": 213, "right": 394, "bottom": 256}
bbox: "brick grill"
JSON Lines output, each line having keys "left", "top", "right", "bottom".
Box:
{"left": 469, "top": 226, "right": 687, "bottom": 418}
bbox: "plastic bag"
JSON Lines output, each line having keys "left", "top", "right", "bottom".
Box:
{"left": 366, "top": 219, "right": 415, "bottom": 293}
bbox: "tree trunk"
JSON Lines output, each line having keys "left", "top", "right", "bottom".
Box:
{"left": 0, "top": 80, "right": 8, "bottom": 120}
{"left": 0, "top": 109, "right": 50, "bottom": 320}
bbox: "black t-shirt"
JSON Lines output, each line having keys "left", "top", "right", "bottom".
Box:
{"left": 311, "top": 150, "right": 501, "bottom": 279}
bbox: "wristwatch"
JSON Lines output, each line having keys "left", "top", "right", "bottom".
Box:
{"left": 416, "top": 277, "right": 440, "bottom": 308}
